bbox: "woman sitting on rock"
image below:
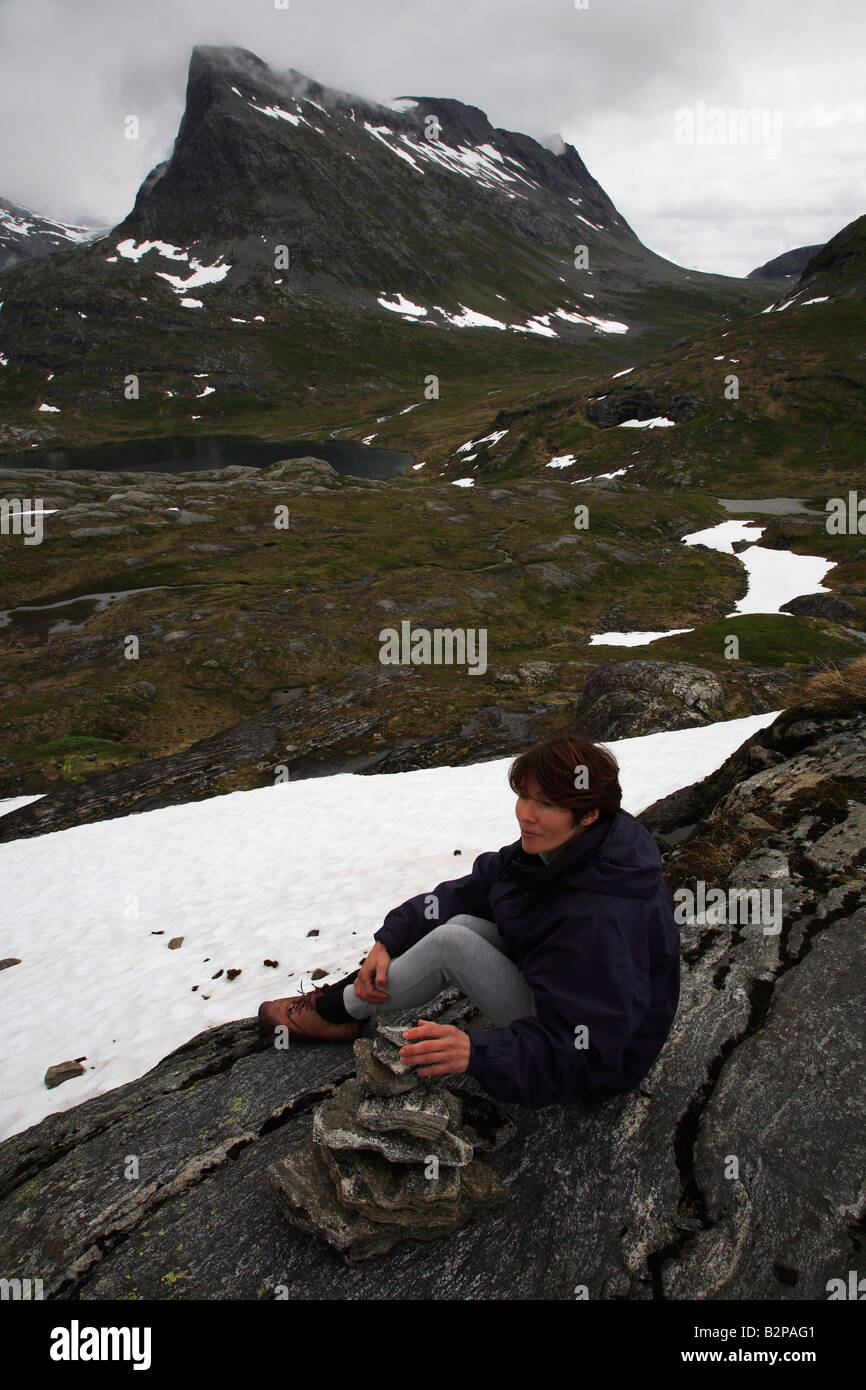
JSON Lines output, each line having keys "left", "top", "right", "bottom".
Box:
{"left": 258, "top": 734, "right": 681, "bottom": 1109}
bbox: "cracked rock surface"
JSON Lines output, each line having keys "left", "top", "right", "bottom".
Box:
{"left": 0, "top": 704, "right": 863, "bottom": 1297}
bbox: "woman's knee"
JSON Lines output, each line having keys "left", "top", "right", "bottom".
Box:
{"left": 435, "top": 918, "right": 474, "bottom": 936}
{"left": 429, "top": 919, "right": 487, "bottom": 956}
{"left": 443, "top": 914, "right": 496, "bottom": 931}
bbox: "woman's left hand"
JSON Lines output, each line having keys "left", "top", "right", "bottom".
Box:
{"left": 399, "top": 1020, "right": 471, "bottom": 1076}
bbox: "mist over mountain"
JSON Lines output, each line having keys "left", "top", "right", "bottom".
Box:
{"left": 0, "top": 43, "right": 772, "bottom": 455}
{"left": 0, "top": 195, "right": 106, "bottom": 273}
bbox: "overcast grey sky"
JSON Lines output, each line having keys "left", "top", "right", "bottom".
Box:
{"left": 0, "top": 0, "right": 863, "bottom": 277}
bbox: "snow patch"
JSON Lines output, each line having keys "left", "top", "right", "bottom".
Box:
{"left": 553, "top": 307, "right": 628, "bottom": 335}
{"left": 379, "top": 292, "right": 427, "bottom": 318}
{"left": 618, "top": 417, "right": 676, "bottom": 428}
{"left": 435, "top": 304, "right": 507, "bottom": 330}
{"left": 590, "top": 628, "right": 694, "bottom": 646}
{"left": 682, "top": 520, "right": 835, "bottom": 616}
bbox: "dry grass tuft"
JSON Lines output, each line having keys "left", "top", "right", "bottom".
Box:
{"left": 792, "top": 654, "right": 866, "bottom": 711}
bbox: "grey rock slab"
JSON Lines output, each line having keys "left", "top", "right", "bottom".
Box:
{"left": 446, "top": 1086, "right": 517, "bottom": 1154}
{"left": 312, "top": 1078, "right": 474, "bottom": 1166}
{"left": 375, "top": 1020, "right": 421, "bottom": 1049}
{"left": 801, "top": 804, "right": 866, "bottom": 877}
{"left": 267, "top": 1133, "right": 508, "bottom": 1263}
{"left": 0, "top": 1018, "right": 357, "bottom": 1296}
{"left": 369, "top": 1031, "right": 424, "bottom": 1076}
{"left": 356, "top": 1086, "right": 454, "bottom": 1140}
{"left": 574, "top": 659, "right": 726, "bottom": 740}
{"left": 524, "top": 561, "right": 580, "bottom": 589}
{"left": 661, "top": 908, "right": 866, "bottom": 1300}
{"left": 353, "top": 1038, "right": 421, "bottom": 1097}
{"left": 321, "top": 1139, "right": 462, "bottom": 1218}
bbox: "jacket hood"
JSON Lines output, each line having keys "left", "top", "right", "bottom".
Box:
{"left": 505, "top": 809, "right": 663, "bottom": 900}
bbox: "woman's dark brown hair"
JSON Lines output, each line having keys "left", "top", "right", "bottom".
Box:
{"left": 508, "top": 733, "right": 622, "bottom": 819}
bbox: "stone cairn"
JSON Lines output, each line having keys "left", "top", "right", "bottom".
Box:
{"left": 267, "top": 986, "right": 517, "bottom": 1263}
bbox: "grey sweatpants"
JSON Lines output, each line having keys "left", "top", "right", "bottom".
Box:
{"left": 342, "top": 914, "right": 539, "bottom": 1027}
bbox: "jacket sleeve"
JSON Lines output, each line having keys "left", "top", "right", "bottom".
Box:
{"left": 373, "top": 848, "right": 506, "bottom": 958}
{"left": 464, "top": 896, "right": 651, "bottom": 1108}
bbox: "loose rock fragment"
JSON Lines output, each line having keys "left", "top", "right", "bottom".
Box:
{"left": 44, "top": 1059, "right": 87, "bottom": 1089}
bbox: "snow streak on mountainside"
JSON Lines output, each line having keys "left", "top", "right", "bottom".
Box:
{"left": 0, "top": 43, "right": 772, "bottom": 439}
{"left": 105, "top": 43, "right": 656, "bottom": 339}
{"left": 0, "top": 197, "right": 105, "bottom": 272}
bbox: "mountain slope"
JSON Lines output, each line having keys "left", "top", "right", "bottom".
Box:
{"left": 0, "top": 44, "right": 770, "bottom": 455}
{"left": 746, "top": 244, "right": 823, "bottom": 281}
{"left": 0, "top": 196, "right": 104, "bottom": 273}
{"left": 444, "top": 211, "right": 866, "bottom": 491}
{"left": 780, "top": 214, "right": 866, "bottom": 304}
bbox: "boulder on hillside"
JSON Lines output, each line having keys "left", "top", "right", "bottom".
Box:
{"left": 780, "top": 592, "right": 859, "bottom": 624}
{"left": 573, "top": 660, "right": 726, "bottom": 739}
{"left": 586, "top": 386, "right": 702, "bottom": 428}
{"left": 572, "top": 659, "right": 799, "bottom": 741}
{"left": 259, "top": 457, "right": 341, "bottom": 487}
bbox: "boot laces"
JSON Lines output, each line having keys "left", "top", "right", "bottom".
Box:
{"left": 284, "top": 981, "right": 332, "bottom": 1018}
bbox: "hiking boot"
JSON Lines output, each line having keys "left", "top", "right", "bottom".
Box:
{"left": 258, "top": 981, "right": 361, "bottom": 1043}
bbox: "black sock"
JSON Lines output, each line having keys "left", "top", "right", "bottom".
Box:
{"left": 315, "top": 969, "right": 361, "bottom": 1024}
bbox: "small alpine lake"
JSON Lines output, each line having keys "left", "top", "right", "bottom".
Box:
{"left": 0, "top": 434, "right": 415, "bottom": 480}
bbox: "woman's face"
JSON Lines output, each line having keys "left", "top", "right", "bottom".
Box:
{"left": 515, "top": 777, "right": 598, "bottom": 855}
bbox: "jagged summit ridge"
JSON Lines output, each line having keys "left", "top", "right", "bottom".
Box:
{"left": 0, "top": 40, "right": 776, "bottom": 437}
{"left": 141, "top": 42, "right": 633, "bottom": 241}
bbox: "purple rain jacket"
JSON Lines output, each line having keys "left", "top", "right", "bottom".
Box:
{"left": 372, "top": 809, "right": 680, "bottom": 1109}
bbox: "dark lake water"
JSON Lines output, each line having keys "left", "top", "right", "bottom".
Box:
{"left": 0, "top": 435, "right": 415, "bottom": 480}
{"left": 717, "top": 496, "right": 824, "bottom": 515}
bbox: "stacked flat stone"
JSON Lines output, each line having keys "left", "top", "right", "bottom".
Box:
{"left": 267, "top": 990, "right": 516, "bottom": 1263}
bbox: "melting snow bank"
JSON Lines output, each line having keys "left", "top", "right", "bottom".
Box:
{"left": 618, "top": 417, "right": 676, "bottom": 429}
{"left": 377, "top": 294, "right": 628, "bottom": 335}
{"left": 0, "top": 710, "right": 782, "bottom": 1141}
{"left": 378, "top": 291, "right": 427, "bottom": 318}
{"left": 590, "top": 627, "right": 695, "bottom": 646}
{"left": 682, "top": 520, "right": 836, "bottom": 616}
{"left": 113, "top": 240, "right": 232, "bottom": 301}
{"left": 588, "top": 516, "right": 836, "bottom": 646}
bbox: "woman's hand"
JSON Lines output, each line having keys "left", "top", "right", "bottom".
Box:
{"left": 354, "top": 941, "right": 392, "bottom": 1003}
{"left": 399, "top": 1021, "right": 471, "bottom": 1076}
